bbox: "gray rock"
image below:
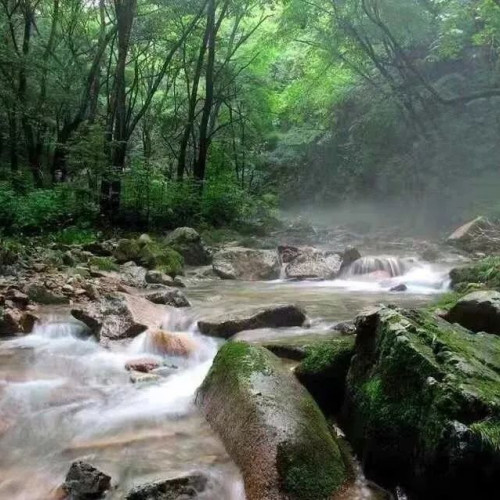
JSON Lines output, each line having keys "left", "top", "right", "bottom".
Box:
{"left": 212, "top": 247, "right": 280, "bottom": 280}
{"left": 145, "top": 270, "right": 176, "bottom": 286}
{"left": 126, "top": 473, "right": 208, "bottom": 500}
{"left": 445, "top": 290, "right": 500, "bottom": 334}
{"left": 62, "top": 461, "right": 111, "bottom": 499}
{"left": 27, "top": 284, "right": 69, "bottom": 305}
{"left": 83, "top": 241, "right": 114, "bottom": 257}
{"left": 119, "top": 262, "right": 147, "bottom": 288}
{"left": 164, "top": 227, "right": 211, "bottom": 266}
{"left": 285, "top": 247, "right": 342, "bottom": 280}
{"left": 144, "top": 288, "right": 190, "bottom": 308}
{"left": 390, "top": 283, "right": 408, "bottom": 292}
{"left": 198, "top": 304, "right": 306, "bottom": 339}
{"left": 71, "top": 293, "right": 167, "bottom": 343}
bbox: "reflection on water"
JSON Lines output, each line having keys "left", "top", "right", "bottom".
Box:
{"left": 0, "top": 258, "right": 449, "bottom": 499}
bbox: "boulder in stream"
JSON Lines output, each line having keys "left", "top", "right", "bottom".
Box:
{"left": 445, "top": 290, "right": 500, "bottom": 335}
{"left": 212, "top": 247, "right": 281, "bottom": 280}
{"left": 198, "top": 304, "right": 307, "bottom": 339}
{"left": 284, "top": 247, "right": 342, "bottom": 280}
{"left": 342, "top": 306, "right": 500, "bottom": 498}
{"left": 196, "top": 342, "right": 347, "bottom": 500}
{"left": 71, "top": 293, "right": 167, "bottom": 343}
{"left": 62, "top": 460, "right": 111, "bottom": 499}
{"left": 144, "top": 288, "right": 190, "bottom": 308}
{"left": 126, "top": 473, "right": 208, "bottom": 500}
{"left": 144, "top": 330, "right": 198, "bottom": 357}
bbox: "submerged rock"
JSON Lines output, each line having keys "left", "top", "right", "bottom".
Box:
{"left": 390, "top": 283, "right": 407, "bottom": 292}
{"left": 198, "top": 305, "right": 307, "bottom": 339}
{"left": 212, "top": 247, "right": 280, "bottom": 280}
{"left": 126, "top": 473, "right": 208, "bottom": 500}
{"left": 164, "top": 227, "right": 211, "bottom": 266}
{"left": 62, "top": 461, "right": 111, "bottom": 499}
{"left": 445, "top": 290, "right": 500, "bottom": 335}
{"left": 196, "top": 342, "right": 347, "bottom": 500}
{"left": 125, "top": 358, "right": 161, "bottom": 373}
{"left": 343, "top": 306, "right": 500, "bottom": 498}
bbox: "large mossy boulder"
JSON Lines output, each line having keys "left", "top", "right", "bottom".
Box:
{"left": 295, "top": 336, "right": 355, "bottom": 414}
{"left": 198, "top": 304, "right": 307, "bottom": 339}
{"left": 164, "top": 227, "right": 211, "bottom": 266}
{"left": 196, "top": 342, "right": 347, "bottom": 500}
{"left": 445, "top": 290, "right": 500, "bottom": 335}
{"left": 343, "top": 306, "right": 500, "bottom": 498}
{"left": 212, "top": 247, "right": 281, "bottom": 280}
{"left": 113, "top": 238, "right": 184, "bottom": 277}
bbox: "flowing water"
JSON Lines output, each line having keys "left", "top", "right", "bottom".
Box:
{"left": 0, "top": 256, "right": 450, "bottom": 499}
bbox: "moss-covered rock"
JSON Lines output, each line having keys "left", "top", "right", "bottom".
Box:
{"left": 114, "top": 238, "right": 142, "bottom": 264}
{"left": 164, "top": 227, "right": 211, "bottom": 265}
{"left": 196, "top": 342, "right": 347, "bottom": 500}
{"left": 295, "top": 336, "right": 355, "bottom": 414}
{"left": 343, "top": 306, "right": 500, "bottom": 498}
{"left": 138, "top": 242, "right": 184, "bottom": 277}
{"left": 450, "top": 257, "right": 500, "bottom": 291}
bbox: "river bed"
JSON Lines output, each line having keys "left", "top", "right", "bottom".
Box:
{"left": 0, "top": 259, "right": 450, "bottom": 499}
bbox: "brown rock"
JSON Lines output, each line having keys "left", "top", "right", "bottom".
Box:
{"left": 125, "top": 358, "right": 161, "bottom": 373}
{"left": 145, "top": 330, "right": 198, "bottom": 357}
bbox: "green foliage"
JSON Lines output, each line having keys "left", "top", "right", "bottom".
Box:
{"left": 450, "top": 258, "right": 500, "bottom": 291}
{"left": 0, "top": 183, "right": 98, "bottom": 235}
{"left": 89, "top": 257, "right": 120, "bottom": 272}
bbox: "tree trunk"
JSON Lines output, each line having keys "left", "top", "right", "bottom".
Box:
{"left": 194, "top": 0, "right": 216, "bottom": 184}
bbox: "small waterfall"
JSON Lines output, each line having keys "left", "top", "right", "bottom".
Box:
{"left": 343, "top": 256, "right": 408, "bottom": 278}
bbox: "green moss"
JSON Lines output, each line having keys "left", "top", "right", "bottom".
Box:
{"left": 88, "top": 256, "right": 119, "bottom": 272}
{"left": 135, "top": 241, "right": 184, "bottom": 277}
{"left": 298, "top": 336, "right": 355, "bottom": 375}
{"left": 346, "top": 306, "right": 500, "bottom": 489}
{"left": 450, "top": 257, "right": 500, "bottom": 291}
{"left": 471, "top": 419, "right": 500, "bottom": 453}
{"left": 114, "top": 238, "right": 141, "bottom": 263}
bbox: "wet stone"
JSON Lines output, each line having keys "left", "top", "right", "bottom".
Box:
{"left": 62, "top": 460, "right": 111, "bottom": 499}
{"left": 125, "top": 473, "right": 208, "bottom": 500}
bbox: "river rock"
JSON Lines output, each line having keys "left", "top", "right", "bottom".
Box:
{"left": 129, "top": 371, "right": 161, "bottom": 385}
{"left": 196, "top": 342, "right": 347, "bottom": 499}
{"left": 62, "top": 461, "right": 111, "bottom": 499}
{"left": 126, "top": 473, "right": 208, "bottom": 500}
{"left": 83, "top": 241, "right": 114, "bottom": 257}
{"left": 295, "top": 336, "right": 355, "bottom": 414}
{"left": 27, "top": 284, "right": 69, "bottom": 305}
{"left": 212, "top": 247, "right": 280, "bottom": 280}
{"left": 119, "top": 262, "right": 147, "bottom": 288}
{"left": 447, "top": 217, "right": 486, "bottom": 250}
{"left": 144, "top": 288, "right": 190, "bottom": 308}
{"left": 342, "top": 306, "right": 500, "bottom": 498}
{"left": 284, "top": 247, "right": 342, "bottom": 280}
{"left": 445, "top": 290, "right": 500, "bottom": 334}
{"left": 145, "top": 270, "right": 177, "bottom": 287}
{"left": 198, "top": 304, "right": 307, "bottom": 339}
{"left": 125, "top": 358, "right": 161, "bottom": 373}
{"left": 164, "top": 227, "right": 211, "bottom": 266}
{"left": 145, "top": 330, "right": 198, "bottom": 357}
{"left": 114, "top": 239, "right": 142, "bottom": 264}
{"left": 71, "top": 293, "right": 167, "bottom": 342}
{"left": 0, "top": 307, "right": 38, "bottom": 336}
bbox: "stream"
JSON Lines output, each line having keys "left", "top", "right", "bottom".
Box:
{"left": 0, "top": 257, "right": 450, "bottom": 499}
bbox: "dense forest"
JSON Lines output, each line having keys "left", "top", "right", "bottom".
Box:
{"left": 1, "top": 0, "right": 500, "bottom": 234}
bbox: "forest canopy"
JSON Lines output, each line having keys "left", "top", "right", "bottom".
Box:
{"left": 1, "top": 0, "right": 500, "bottom": 234}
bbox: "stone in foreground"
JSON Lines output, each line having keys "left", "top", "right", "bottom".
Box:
{"left": 196, "top": 342, "right": 347, "bottom": 500}
{"left": 212, "top": 247, "right": 280, "bottom": 280}
{"left": 343, "top": 306, "right": 500, "bottom": 499}
{"left": 198, "top": 305, "right": 306, "bottom": 339}
{"left": 126, "top": 473, "right": 208, "bottom": 499}
{"left": 62, "top": 461, "right": 111, "bottom": 499}
{"left": 445, "top": 290, "right": 500, "bottom": 335}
